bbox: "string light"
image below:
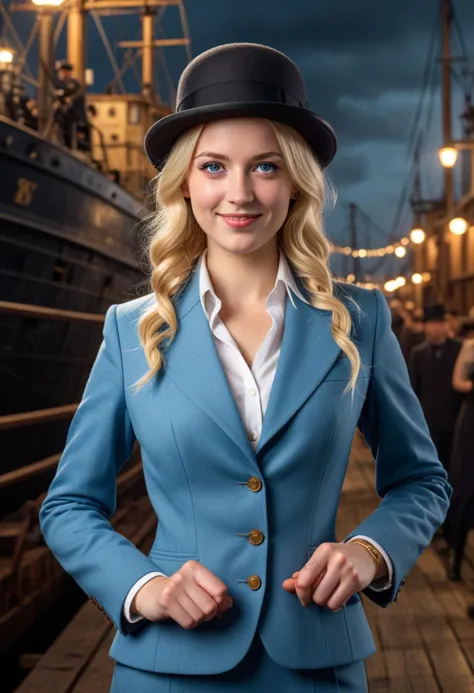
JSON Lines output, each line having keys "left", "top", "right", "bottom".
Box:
{"left": 333, "top": 271, "right": 432, "bottom": 291}
{"left": 330, "top": 231, "right": 417, "bottom": 258}
{"left": 409, "top": 229, "right": 426, "bottom": 244}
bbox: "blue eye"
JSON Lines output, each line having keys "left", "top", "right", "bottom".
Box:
{"left": 256, "top": 162, "right": 278, "bottom": 173}
{"left": 200, "top": 162, "right": 223, "bottom": 173}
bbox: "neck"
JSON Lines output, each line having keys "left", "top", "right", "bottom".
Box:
{"left": 205, "top": 242, "right": 280, "bottom": 311}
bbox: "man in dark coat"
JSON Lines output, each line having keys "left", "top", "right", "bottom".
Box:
{"left": 409, "top": 304, "right": 463, "bottom": 474}
{"left": 400, "top": 307, "right": 425, "bottom": 363}
{"left": 53, "top": 60, "right": 88, "bottom": 149}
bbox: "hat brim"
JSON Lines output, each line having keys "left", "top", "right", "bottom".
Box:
{"left": 144, "top": 101, "right": 337, "bottom": 170}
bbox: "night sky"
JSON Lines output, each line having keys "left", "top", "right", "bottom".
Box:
{"left": 7, "top": 0, "right": 474, "bottom": 281}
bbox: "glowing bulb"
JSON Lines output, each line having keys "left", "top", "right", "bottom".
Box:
{"left": 449, "top": 217, "right": 468, "bottom": 235}
{"left": 412, "top": 273, "right": 423, "bottom": 284}
{"left": 422, "top": 271, "right": 432, "bottom": 282}
{"left": 410, "top": 228, "right": 426, "bottom": 244}
{"left": 358, "top": 249, "right": 367, "bottom": 258}
{"left": 438, "top": 146, "right": 458, "bottom": 168}
{"left": 395, "top": 246, "right": 406, "bottom": 258}
{"left": 0, "top": 48, "right": 14, "bottom": 64}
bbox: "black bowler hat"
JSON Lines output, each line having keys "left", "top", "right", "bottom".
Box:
{"left": 423, "top": 304, "right": 446, "bottom": 323}
{"left": 144, "top": 42, "right": 337, "bottom": 171}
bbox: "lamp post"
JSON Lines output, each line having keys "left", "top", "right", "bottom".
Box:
{"left": 30, "top": 0, "right": 65, "bottom": 135}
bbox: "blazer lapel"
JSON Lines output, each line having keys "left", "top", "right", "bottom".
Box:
{"left": 162, "top": 266, "right": 341, "bottom": 464}
{"left": 164, "top": 267, "right": 258, "bottom": 464}
{"left": 256, "top": 291, "right": 340, "bottom": 454}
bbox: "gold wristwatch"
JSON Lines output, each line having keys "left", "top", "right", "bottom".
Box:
{"left": 349, "top": 538, "right": 383, "bottom": 570}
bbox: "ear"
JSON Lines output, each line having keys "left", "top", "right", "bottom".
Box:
{"left": 181, "top": 178, "right": 190, "bottom": 198}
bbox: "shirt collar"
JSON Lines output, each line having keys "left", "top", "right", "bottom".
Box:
{"left": 196, "top": 248, "right": 310, "bottom": 322}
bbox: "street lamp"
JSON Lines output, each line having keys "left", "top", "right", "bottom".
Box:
{"left": 0, "top": 45, "right": 14, "bottom": 67}
{"left": 0, "top": 43, "right": 17, "bottom": 119}
{"left": 30, "top": 0, "right": 65, "bottom": 134}
{"left": 438, "top": 146, "right": 459, "bottom": 168}
{"left": 448, "top": 217, "right": 468, "bottom": 235}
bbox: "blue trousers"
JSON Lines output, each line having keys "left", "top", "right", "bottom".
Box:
{"left": 110, "top": 632, "right": 368, "bottom": 692}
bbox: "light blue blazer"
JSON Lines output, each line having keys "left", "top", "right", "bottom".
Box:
{"left": 39, "top": 265, "right": 451, "bottom": 675}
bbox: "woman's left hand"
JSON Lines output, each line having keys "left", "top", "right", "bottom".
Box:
{"left": 282, "top": 541, "right": 380, "bottom": 611}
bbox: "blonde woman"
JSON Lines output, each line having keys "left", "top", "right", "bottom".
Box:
{"left": 39, "top": 43, "right": 451, "bottom": 692}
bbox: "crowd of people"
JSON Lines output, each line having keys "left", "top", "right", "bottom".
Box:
{"left": 390, "top": 298, "right": 474, "bottom": 597}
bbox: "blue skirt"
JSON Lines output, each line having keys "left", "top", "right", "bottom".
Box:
{"left": 110, "top": 632, "right": 368, "bottom": 692}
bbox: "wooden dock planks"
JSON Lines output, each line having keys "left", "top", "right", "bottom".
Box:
{"left": 15, "top": 433, "right": 474, "bottom": 692}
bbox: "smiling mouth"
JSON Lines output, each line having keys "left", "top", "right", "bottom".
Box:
{"left": 218, "top": 214, "right": 262, "bottom": 219}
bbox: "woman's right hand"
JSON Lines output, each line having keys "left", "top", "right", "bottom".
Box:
{"left": 130, "top": 560, "right": 233, "bottom": 628}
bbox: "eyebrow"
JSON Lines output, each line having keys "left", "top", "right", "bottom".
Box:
{"left": 194, "top": 151, "right": 283, "bottom": 161}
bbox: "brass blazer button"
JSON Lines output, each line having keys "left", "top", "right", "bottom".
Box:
{"left": 248, "top": 575, "right": 262, "bottom": 590}
{"left": 247, "top": 476, "right": 262, "bottom": 492}
{"left": 248, "top": 529, "right": 264, "bottom": 546}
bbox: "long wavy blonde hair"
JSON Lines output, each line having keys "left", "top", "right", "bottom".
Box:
{"left": 133, "top": 119, "right": 361, "bottom": 396}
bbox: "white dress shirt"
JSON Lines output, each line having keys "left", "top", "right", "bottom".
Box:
{"left": 123, "top": 249, "right": 393, "bottom": 623}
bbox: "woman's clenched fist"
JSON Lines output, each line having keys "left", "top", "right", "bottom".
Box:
{"left": 131, "top": 560, "right": 233, "bottom": 629}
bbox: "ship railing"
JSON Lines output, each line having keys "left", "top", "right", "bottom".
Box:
{"left": 0, "top": 299, "right": 143, "bottom": 605}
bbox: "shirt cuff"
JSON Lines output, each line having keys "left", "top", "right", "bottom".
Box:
{"left": 123, "top": 571, "right": 168, "bottom": 623}
{"left": 348, "top": 535, "right": 393, "bottom": 591}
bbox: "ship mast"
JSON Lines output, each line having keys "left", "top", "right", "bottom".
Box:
{"left": 69, "top": 0, "right": 192, "bottom": 97}
{"left": 3, "top": 0, "right": 192, "bottom": 197}
{"left": 67, "top": 0, "right": 86, "bottom": 86}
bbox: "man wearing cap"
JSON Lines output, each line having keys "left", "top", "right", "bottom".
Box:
{"left": 409, "top": 304, "right": 463, "bottom": 474}
{"left": 53, "top": 60, "right": 88, "bottom": 149}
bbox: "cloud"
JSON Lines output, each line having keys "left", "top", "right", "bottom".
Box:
{"left": 327, "top": 151, "right": 371, "bottom": 186}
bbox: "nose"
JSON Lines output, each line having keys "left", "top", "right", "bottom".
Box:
{"left": 226, "top": 168, "right": 255, "bottom": 206}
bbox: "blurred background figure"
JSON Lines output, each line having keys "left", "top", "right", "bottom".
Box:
{"left": 409, "top": 304, "right": 463, "bottom": 475}
{"left": 53, "top": 59, "right": 90, "bottom": 151}
{"left": 389, "top": 299, "right": 405, "bottom": 340}
{"left": 444, "top": 316, "right": 474, "bottom": 583}
{"left": 399, "top": 307, "right": 425, "bottom": 363}
{"left": 446, "top": 309, "right": 462, "bottom": 340}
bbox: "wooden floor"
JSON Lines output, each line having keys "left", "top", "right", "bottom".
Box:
{"left": 345, "top": 434, "right": 474, "bottom": 693}
{"left": 15, "top": 434, "right": 474, "bottom": 692}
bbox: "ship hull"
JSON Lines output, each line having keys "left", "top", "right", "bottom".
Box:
{"left": 0, "top": 118, "right": 151, "bottom": 518}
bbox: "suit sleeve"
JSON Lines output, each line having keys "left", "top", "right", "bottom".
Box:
{"left": 39, "top": 304, "right": 161, "bottom": 636}
{"left": 346, "top": 289, "right": 452, "bottom": 607}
